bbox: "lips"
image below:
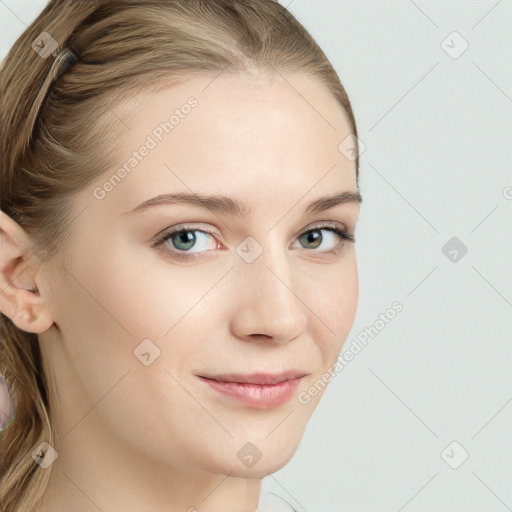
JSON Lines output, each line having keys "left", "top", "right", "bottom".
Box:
{"left": 197, "top": 374, "right": 306, "bottom": 409}
{"left": 199, "top": 370, "right": 308, "bottom": 385}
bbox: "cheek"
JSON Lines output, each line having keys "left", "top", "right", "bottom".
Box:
{"left": 304, "top": 254, "right": 359, "bottom": 358}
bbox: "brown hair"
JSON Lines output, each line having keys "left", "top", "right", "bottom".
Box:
{"left": 0, "top": 0, "right": 359, "bottom": 509}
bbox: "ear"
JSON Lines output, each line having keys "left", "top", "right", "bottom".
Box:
{"left": 0, "top": 210, "right": 54, "bottom": 333}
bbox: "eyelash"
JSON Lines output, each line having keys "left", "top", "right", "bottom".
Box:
{"left": 151, "top": 222, "right": 356, "bottom": 261}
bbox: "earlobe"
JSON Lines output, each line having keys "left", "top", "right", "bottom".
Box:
{"left": 0, "top": 210, "right": 54, "bottom": 334}
{"left": 10, "top": 301, "right": 54, "bottom": 334}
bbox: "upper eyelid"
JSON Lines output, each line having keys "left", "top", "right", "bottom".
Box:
{"left": 158, "top": 219, "right": 350, "bottom": 236}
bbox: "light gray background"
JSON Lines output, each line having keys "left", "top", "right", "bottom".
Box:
{"left": 1, "top": 1, "right": 511, "bottom": 511}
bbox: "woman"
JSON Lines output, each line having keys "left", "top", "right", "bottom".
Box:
{"left": 0, "top": 0, "right": 362, "bottom": 510}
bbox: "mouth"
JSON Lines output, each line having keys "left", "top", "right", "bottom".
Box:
{"left": 196, "top": 371, "right": 308, "bottom": 409}
{"left": 198, "top": 370, "right": 309, "bottom": 385}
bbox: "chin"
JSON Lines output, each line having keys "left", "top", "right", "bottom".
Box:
{"left": 228, "top": 458, "right": 293, "bottom": 479}
{"left": 203, "top": 438, "right": 299, "bottom": 478}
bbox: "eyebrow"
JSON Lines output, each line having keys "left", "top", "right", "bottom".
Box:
{"left": 123, "top": 190, "right": 362, "bottom": 217}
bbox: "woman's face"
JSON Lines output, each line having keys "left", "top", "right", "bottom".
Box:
{"left": 39, "top": 71, "right": 360, "bottom": 491}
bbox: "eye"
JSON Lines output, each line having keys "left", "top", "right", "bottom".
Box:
{"left": 152, "top": 225, "right": 219, "bottom": 260}
{"left": 151, "top": 222, "right": 355, "bottom": 261}
{"left": 295, "top": 222, "right": 355, "bottom": 254}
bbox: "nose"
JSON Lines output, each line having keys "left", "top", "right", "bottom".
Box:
{"left": 229, "top": 241, "right": 308, "bottom": 345}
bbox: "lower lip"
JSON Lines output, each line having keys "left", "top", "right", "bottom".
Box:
{"left": 198, "top": 376, "right": 302, "bottom": 409}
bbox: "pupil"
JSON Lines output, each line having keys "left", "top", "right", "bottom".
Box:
{"left": 175, "top": 230, "right": 195, "bottom": 249}
{"left": 304, "top": 230, "right": 321, "bottom": 248}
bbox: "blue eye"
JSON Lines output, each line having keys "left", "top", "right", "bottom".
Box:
{"left": 152, "top": 223, "right": 355, "bottom": 261}
{"left": 163, "top": 229, "right": 218, "bottom": 254}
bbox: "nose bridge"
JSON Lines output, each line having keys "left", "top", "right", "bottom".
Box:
{"left": 232, "top": 234, "right": 307, "bottom": 339}
{"left": 258, "top": 248, "right": 294, "bottom": 310}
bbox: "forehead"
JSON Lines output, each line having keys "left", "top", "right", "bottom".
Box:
{"left": 86, "top": 72, "right": 357, "bottom": 216}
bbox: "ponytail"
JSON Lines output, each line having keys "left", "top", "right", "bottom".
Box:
{"left": 2, "top": 4, "right": 100, "bottom": 509}
{"left": 0, "top": 322, "right": 53, "bottom": 512}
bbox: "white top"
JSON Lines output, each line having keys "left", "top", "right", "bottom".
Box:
{"left": 257, "top": 491, "right": 298, "bottom": 512}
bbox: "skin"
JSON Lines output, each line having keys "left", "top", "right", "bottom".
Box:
{"left": 0, "top": 71, "right": 360, "bottom": 512}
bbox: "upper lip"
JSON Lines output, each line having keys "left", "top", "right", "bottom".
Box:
{"left": 199, "top": 370, "right": 308, "bottom": 385}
